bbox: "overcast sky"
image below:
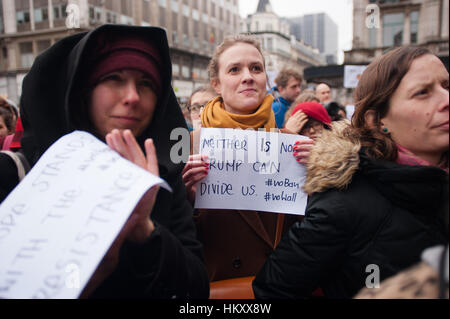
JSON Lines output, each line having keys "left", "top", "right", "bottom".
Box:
{"left": 239, "top": 0, "right": 354, "bottom": 64}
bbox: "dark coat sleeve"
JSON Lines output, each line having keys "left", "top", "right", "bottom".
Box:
{"left": 89, "top": 172, "right": 209, "bottom": 299}
{"left": 252, "top": 191, "right": 354, "bottom": 299}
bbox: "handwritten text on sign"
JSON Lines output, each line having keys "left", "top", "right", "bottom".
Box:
{"left": 195, "top": 128, "right": 308, "bottom": 215}
{"left": 0, "top": 131, "right": 171, "bottom": 299}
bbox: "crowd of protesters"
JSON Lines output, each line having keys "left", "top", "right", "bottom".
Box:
{"left": 0, "top": 24, "right": 448, "bottom": 299}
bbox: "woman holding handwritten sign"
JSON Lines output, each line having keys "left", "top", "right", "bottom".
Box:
{"left": 0, "top": 25, "right": 208, "bottom": 298}
{"left": 182, "top": 35, "right": 301, "bottom": 297}
{"left": 253, "top": 46, "right": 448, "bottom": 298}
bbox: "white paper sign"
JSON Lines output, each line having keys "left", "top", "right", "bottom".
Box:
{"left": 195, "top": 128, "right": 308, "bottom": 215}
{"left": 0, "top": 131, "right": 171, "bottom": 299}
{"left": 344, "top": 65, "right": 368, "bottom": 88}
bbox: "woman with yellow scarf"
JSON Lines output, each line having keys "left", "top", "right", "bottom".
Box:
{"left": 182, "top": 35, "right": 301, "bottom": 298}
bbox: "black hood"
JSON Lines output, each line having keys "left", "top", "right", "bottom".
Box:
{"left": 20, "top": 24, "right": 187, "bottom": 176}
{"left": 359, "top": 151, "right": 449, "bottom": 227}
{"left": 305, "top": 124, "right": 448, "bottom": 229}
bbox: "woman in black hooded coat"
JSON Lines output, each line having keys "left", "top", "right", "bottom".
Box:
{"left": 253, "top": 46, "right": 448, "bottom": 299}
{"left": 0, "top": 24, "right": 209, "bottom": 299}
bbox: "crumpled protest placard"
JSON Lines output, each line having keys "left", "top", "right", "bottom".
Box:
{"left": 0, "top": 131, "right": 171, "bottom": 299}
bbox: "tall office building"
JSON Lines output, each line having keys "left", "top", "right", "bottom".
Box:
{"left": 288, "top": 13, "right": 339, "bottom": 65}
{"left": 0, "top": 0, "right": 241, "bottom": 103}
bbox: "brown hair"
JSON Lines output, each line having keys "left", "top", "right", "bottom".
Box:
{"left": 349, "top": 46, "right": 432, "bottom": 161}
{"left": 186, "top": 85, "right": 217, "bottom": 112}
{"left": 284, "top": 90, "right": 320, "bottom": 124}
{"left": 0, "top": 97, "right": 17, "bottom": 133}
{"left": 275, "top": 68, "right": 303, "bottom": 88}
{"left": 207, "top": 35, "right": 265, "bottom": 82}
{"left": 0, "top": 106, "right": 15, "bottom": 134}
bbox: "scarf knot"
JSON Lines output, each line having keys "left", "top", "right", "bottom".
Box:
{"left": 201, "top": 95, "right": 277, "bottom": 130}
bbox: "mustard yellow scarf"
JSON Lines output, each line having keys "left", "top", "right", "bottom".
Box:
{"left": 201, "top": 95, "right": 276, "bottom": 130}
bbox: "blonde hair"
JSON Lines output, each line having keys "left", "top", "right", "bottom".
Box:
{"left": 284, "top": 91, "right": 320, "bottom": 124}
{"left": 186, "top": 85, "right": 217, "bottom": 111}
{"left": 207, "top": 35, "right": 265, "bottom": 81}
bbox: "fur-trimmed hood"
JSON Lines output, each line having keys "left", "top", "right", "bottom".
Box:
{"left": 303, "top": 121, "right": 448, "bottom": 224}
{"left": 304, "top": 121, "right": 360, "bottom": 195}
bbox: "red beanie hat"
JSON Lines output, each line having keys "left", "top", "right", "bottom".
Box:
{"left": 87, "top": 35, "right": 162, "bottom": 96}
{"left": 291, "top": 102, "right": 332, "bottom": 126}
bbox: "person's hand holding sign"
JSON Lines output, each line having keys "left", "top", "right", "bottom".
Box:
{"left": 81, "top": 129, "right": 160, "bottom": 298}
{"left": 293, "top": 139, "right": 315, "bottom": 164}
{"left": 182, "top": 154, "right": 209, "bottom": 205}
{"left": 106, "top": 129, "right": 160, "bottom": 243}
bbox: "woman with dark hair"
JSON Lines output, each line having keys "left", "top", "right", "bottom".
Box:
{"left": 0, "top": 25, "right": 209, "bottom": 298}
{"left": 253, "top": 46, "right": 448, "bottom": 298}
{"left": 324, "top": 101, "right": 346, "bottom": 121}
{"left": 0, "top": 106, "right": 15, "bottom": 139}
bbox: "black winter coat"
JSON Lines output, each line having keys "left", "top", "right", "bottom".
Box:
{"left": 0, "top": 25, "right": 209, "bottom": 298}
{"left": 253, "top": 127, "right": 448, "bottom": 299}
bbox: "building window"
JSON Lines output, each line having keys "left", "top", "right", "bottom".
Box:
{"left": 89, "top": 6, "right": 95, "bottom": 20}
{"left": 203, "top": 40, "right": 209, "bottom": 51}
{"left": 20, "top": 42, "right": 34, "bottom": 68}
{"left": 183, "top": 34, "right": 190, "bottom": 47}
{"left": 182, "top": 65, "right": 190, "bottom": 78}
{"left": 410, "top": 11, "right": 419, "bottom": 44}
{"left": 173, "top": 63, "right": 180, "bottom": 76}
{"left": 171, "top": 0, "right": 179, "bottom": 12}
{"left": 159, "top": 6, "right": 166, "bottom": 26}
{"left": 158, "top": 0, "right": 167, "bottom": 8}
{"left": 267, "top": 38, "right": 273, "bottom": 51}
{"left": 54, "top": 6, "right": 61, "bottom": 19}
{"left": 182, "top": 4, "right": 189, "bottom": 17}
{"left": 172, "top": 31, "right": 178, "bottom": 44}
{"left": 34, "top": 8, "right": 49, "bottom": 23}
{"left": 62, "top": 4, "right": 68, "bottom": 17}
{"left": 192, "top": 67, "right": 200, "bottom": 80}
{"left": 42, "top": 7, "right": 49, "bottom": 21}
{"left": 193, "top": 37, "right": 200, "bottom": 49}
{"left": 201, "top": 69, "right": 208, "bottom": 80}
{"left": 17, "top": 11, "right": 31, "bottom": 24}
{"left": 192, "top": 9, "right": 199, "bottom": 21}
{"left": 202, "top": 13, "right": 208, "bottom": 23}
{"left": 383, "top": 12, "right": 404, "bottom": 47}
